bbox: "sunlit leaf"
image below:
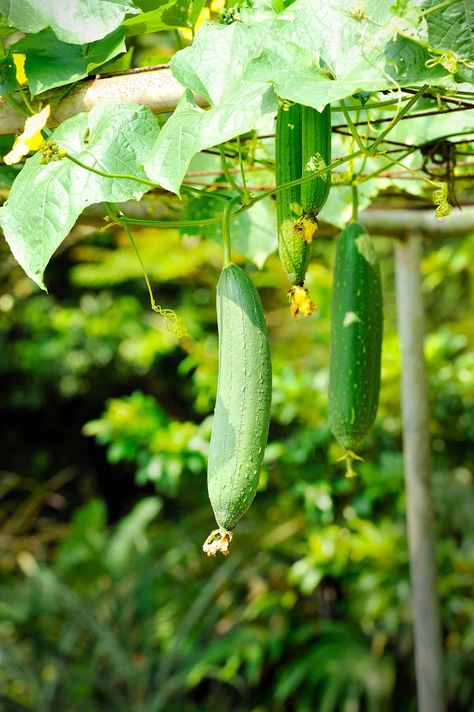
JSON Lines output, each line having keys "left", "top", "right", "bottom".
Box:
{"left": 12, "top": 27, "right": 126, "bottom": 95}
{"left": 0, "top": 0, "right": 139, "bottom": 44}
{"left": 0, "top": 101, "right": 159, "bottom": 288}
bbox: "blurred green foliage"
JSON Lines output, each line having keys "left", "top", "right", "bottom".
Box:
{"left": 0, "top": 214, "right": 473, "bottom": 712}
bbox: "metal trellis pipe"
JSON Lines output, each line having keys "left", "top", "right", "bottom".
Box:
{"left": 395, "top": 233, "right": 445, "bottom": 712}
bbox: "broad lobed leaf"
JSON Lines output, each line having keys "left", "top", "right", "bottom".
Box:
{"left": 144, "top": 87, "right": 276, "bottom": 193}
{"left": 144, "top": 0, "right": 456, "bottom": 193}
{"left": 0, "top": 0, "right": 139, "bottom": 43}
{"left": 12, "top": 28, "right": 127, "bottom": 95}
{"left": 422, "top": 0, "right": 474, "bottom": 83}
{"left": 0, "top": 101, "right": 159, "bottom": 289}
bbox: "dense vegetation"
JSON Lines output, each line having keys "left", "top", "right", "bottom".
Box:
{"left": 1, "top": 223, "right": 472, "bottom": 711}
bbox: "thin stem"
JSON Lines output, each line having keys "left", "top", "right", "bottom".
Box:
{"left": 2, "top": 92, "right": 29, "bottom": 116}
{"left": 369, "top": 85, "right": 427, "bottom": 153}
{"left": 221, "top": 197, "right": 240, "bottom": 267}
{"left": 339, "top": 87, "right": 427, "bottom": 158}
{"left": 113, "top": 210, "right": 157, "bottom": 305}
{"left": 249, "top": 149, "right": 364, "bottom": 206}
{"left": 120, "top": 149, "right": 365, "bottom": 229}
{"left": 120, "top": 214, "right": 224, "bottom": 228}
{"left": 182, "top": 184, "right": 231, "bottom": 201}
{"left": 332, "top": 104, "right": 474, "bottom": 130}
{"left": 219, "top": 146, "right": 243, "bottom": 196}
{"left": 381, "top": 155, "right": 440, "bottom": 188}
{"left": 106, "top": 202, "right": 187, "bottom": 337}
{"left": 356, "top": 148, "right": 418, "bottom": 184}
{"left": 206, "top": 145, "right": 274, "bottom": 170}
{"left": 330, "top": 96, "right": 413, "bottom": 112}
{"left": 356, "top": 148, "right": 440, "bottom": 191}
{"left": 340, "top": 99, "right": 368, "bottom": 153}
{"left": 17, "top": 85, "right": 35, "bottom": 115}
{"left": 351, "top": 184, "right": 359, "bottom": 222}
{"left": 237, "top": 136, "right": 250, "bottom": 204}
{"left": 66, "top": 152, "right": 232, "bottom": 203}
{"left": 419, "top": 0, "right": 461, "bottom": 17}
{"left": 66, "top": 153, "right": 160, "bottom": 189}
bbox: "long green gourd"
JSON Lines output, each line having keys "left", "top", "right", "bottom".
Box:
{"left": 203, "top": 263, "right": 272, "bottom": 556}
{"left": 328, "top": 222, "right": 383, "bottom": 477}
{"left": 275, "top": 101, "right": 331, "bottom": 318}
{"left": 301, "top": 104, "right": 332, "bottom": 221}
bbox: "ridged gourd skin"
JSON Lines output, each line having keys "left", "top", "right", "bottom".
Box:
{"left": 301, "top": 103, "right": 332, "bottom": 221}
{"left": 207, "top": 263, "right": 272, "bottom": 531}
{"left": 276, "top": 102, "right": 332, "bottom": 286}
{"left": 328, "top": 222, "right": 383, "bottom": 452}
{"left": 276, "top": 103, "right": 308, "bottom": 286}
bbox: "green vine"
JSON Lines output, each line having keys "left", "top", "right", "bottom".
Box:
{"left": 221, "top": 196, "right": 241, "bottom": 267}
{"left": 419, "top": 0, "right": 462, "bottom": 18}
{"left": 105, "top": 202, "right": 188, "bottom": 338}
{"left": 351, "top": 184, "right": 359, "bottom": 222}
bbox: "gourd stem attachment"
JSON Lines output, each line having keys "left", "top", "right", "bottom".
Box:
{"left": 221, "top": 196, "right": 240, "bottom": 267}
{"left": 351, "top": 184, "right": 359, "bottom": 222}
{"left": 203, "top": 528, "right": 233, "bottom": 557}
{"left": 336, "top": 450, "right": 364, "bottom": 478}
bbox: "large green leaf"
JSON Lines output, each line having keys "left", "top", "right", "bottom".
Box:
{"left": 144, "top": 0, "right": 452, "bottom": 193}
{"left": 145, "top": 86, "right": 275, "bottom": 193}
{"left": 123, "top": 0, "right": 191, "bottom": 35}
{"left": 243, "top": 0, "right": 449, "bottom": 107}
{"left": 145, "top": 18, "right": 276, "bottom": 192}
{"left": 0, "top": 101, "right": 159, "bottom": 289}
{"left": 423, "top": 0, "right": 474, "bottom": 61}
{"left": 0, "top": 0, "right": 139, "bottom": 44}
{"left": 384, "top": 36, "right": 447, "bottom": 84}
{"left": 13, "top": 28, "right": 126, "bottom": 95}
{"left": 422, "top": 0, "right": 474, "bottom": 83}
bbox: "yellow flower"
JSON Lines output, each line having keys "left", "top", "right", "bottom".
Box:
{"left": 300, "top": 216, "right": 318, "bottom": 243}
{"left": 4, "top": 105, "right": 51, "bottom": 165}
{"left": 180, "top": 6, "right": 210, "bottom": 41}
{"left": 287, "top": 285, "right": 317, "bottom": 319}
{"left": 210, "top": 0, "right": 226, "bottom": 11}
{"left": 12, "top": 53, "right": 27, "bottom": 85}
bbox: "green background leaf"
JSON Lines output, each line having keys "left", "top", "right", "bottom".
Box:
{"left": 144, "top": 0, "right": 455, "bottom": 193}
{"left": 13, "top": 28, "right": 126, "bottom": 95}
{"left": 0, "top": 0, "right": 139, "bottom": 44}
{"left": 384, "top": 36, "right": 447, "bottom": 84}
{"left": 123, "top": 0, "right": 191, "bottom": 36}
{"left": 423, "top": 0, "right": 474, "bottom": 62}
{"left": 0, "top": 53, "right": 17, "bottom": 95}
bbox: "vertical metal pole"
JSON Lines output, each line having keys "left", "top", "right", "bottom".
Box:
{"left": 395, "top": 234, "right": 444, "bottom": 712}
